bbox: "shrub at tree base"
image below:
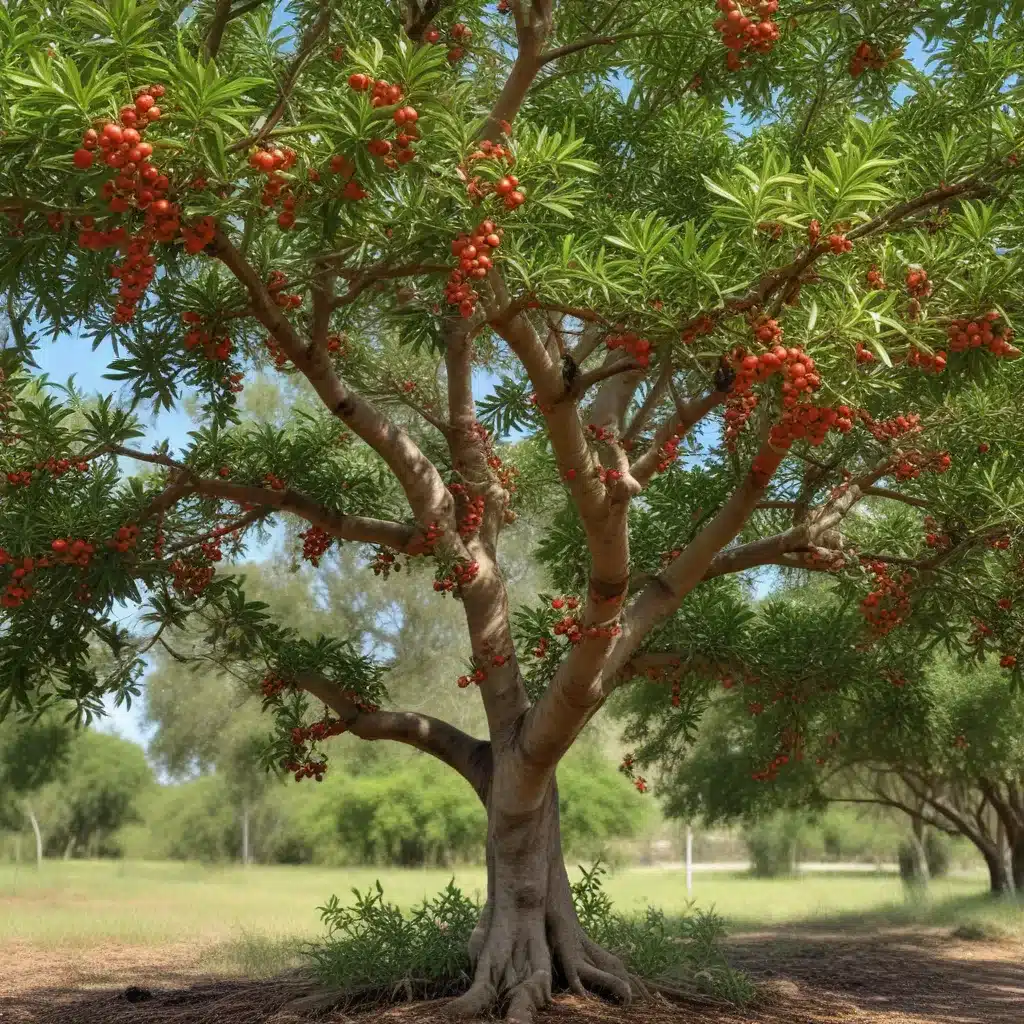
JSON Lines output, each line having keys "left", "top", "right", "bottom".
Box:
{"left": 305, "top": 867, "right": 752, "bottom": 1007}
{"left": 2, "top": 0, "right": 1024, "bottom": 1020}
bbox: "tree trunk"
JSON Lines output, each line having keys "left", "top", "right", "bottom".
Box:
{"left": 24, "top": 803, "right": 43, "bottom": 868}
{"left": 983, "top": 846, "right": 1013, "bottom": 895}
{"left": 241, "top": 800, "right": 251, "bottom": 867}
{"left": 1012, "top": 834, "right": 1024, "bottom": 892}
{"left": 909, "top": 816, "right": 930, "bottom": 885}
{"left": 445, "top": 779, "right": 642, "bottom": 1023}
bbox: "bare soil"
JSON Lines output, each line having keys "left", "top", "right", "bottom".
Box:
{"left": 1, "top": 927, "right": 1021, "bottom": 1024}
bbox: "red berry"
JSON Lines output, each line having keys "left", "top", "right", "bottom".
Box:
{"left": 348, "top": 73, "right": 370, "bottom": 91}
{"left": 72, "top": 148, "right": 94, "bottom": 169}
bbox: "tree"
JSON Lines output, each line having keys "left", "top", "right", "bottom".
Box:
{"left": 2, "top": 1, "right": 1024, "bottom": 1019}
{"left": 0, "top": 713, "right": 72, "bottom": 864}
{"left": 38, "top": 728, "right": 153, "bottom": 858}
{"left": 629, "top": 612, "right": 1024, "bottom": 895}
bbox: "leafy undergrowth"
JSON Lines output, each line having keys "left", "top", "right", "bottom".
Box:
{"left": 304, "top": 861, "right": 753, "bottom": 1005}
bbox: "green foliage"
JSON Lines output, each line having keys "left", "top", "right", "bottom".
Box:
{"left": 307, "top": 865, "right": 753, "bottom": 1003}
{"left": 741, "top": 812, "right": 810, "bottom": 878}
{"left": 38, "top": 727, "right": 152, "bottom": 857}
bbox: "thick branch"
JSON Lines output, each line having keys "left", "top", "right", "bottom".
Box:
{"left": 204, "top": 0, "right": 234, "bottom": 61}
{"left": 297, "top": 673, "right": 491, "bottom": 799}
{"left": 210, "top": 228, "right": 451, "bottom": 526}
{"left": 113, "top": 446, "right": 420, "bottom": 551}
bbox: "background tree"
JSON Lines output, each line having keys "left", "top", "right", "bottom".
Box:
{"left": 0, "top": 713, "right": 72, "bottom": 865}
{"left": 2, "top": 1, "right": 1024, "bottom": 1021}
{"left": 37, "top": 728, "right": 153, "bottom": 859}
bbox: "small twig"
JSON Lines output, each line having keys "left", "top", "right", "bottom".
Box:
{"left": 863, "top": 486, "right": 930, "bottom": 508}
{"left": 226, "top": 0, "right": 332, "bottom": 153}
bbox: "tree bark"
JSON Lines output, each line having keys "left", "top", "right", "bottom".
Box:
{"left": 983, "top": 846, "right": 1013, "bottom": 895}
{"left": 1012, "top": 834, "right": 1024, "bottom": 892}
{"left": 242, "top": 799, "right": 251, "bottom": 866}
{"left": 909, "top": 816, "right": 930, "bottom": 885}
{"left": 446, "top": 774, "right": 642, "bottom": 1023}
{"left": 25, "top": 803, "right": 43, "bottom": 867}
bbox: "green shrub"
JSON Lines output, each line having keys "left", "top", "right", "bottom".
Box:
{"left": 742, "top": 813, "right": 809, "bottom": 877}
{"left": 305, "top": 863, "right": 753, "bottom": 1005}
{"left": 924, "top": 830, "right": 952, "bottom": 878}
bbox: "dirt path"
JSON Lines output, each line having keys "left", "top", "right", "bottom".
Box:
{"left": 1, "top": 928, "right": 1021, "bottom": 1023}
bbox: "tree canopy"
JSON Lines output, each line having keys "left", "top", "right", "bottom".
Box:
{"left": 2, "top": 1, "right": 1024, "bottom": 1014}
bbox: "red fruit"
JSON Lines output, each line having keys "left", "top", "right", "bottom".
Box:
{"left": 485, "top": 232, "right": 501, "bottom": 248}
{"left": 145, "top": 106, "right": 161, "bottom": 121}
{"left": 978, "top": 442, "right": 990, "bottom": 453}
{"left": 552, "top": 598, "right": 565, "bottom": 609}
{"left": 252, "top": 150, "right": 275, "bottom": 171}
{"left": 82, "top": 128, "right": 99, "bottom": 149}
{"left": 73, "top": 148, "right": 94, "bottom": 169}
{"left": 348, "top": 73, "right": 370, "bottom": 91}
{"left": 102, "top": 123, "right": 124, "bottom": 145}
{"left": 135, "top": 92, "right": 155, "bottom": 112}
{"left": 119, "top": 107, "right": 138, "bottom": 126}
{"left": 51, "top": 539, "right": 68, "bottom": 553}
{"left": 424, "top": 27, "right": 440, "bottom": 43}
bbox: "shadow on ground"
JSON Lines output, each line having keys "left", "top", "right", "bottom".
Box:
{"left": 2, "top": 928, "right": 1022, "bottom": 1023}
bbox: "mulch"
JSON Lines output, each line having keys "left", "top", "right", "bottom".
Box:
{"left": 1, "top": 928, "right": 1021, "bottom": 1024}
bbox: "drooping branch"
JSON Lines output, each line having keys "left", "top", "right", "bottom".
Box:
{"left": 210, "top": 228, "right": 452, "bottom": 527}
{"left": 297, "top": 672, "right": 492, "bottom": 799}
{"left": 204, "top": 0, "right": 234, "bottom": 61}
{"left": 113, "top": 445, "right": 421, "bottom": 552}
{"left": 331, "top": 262, "right": 449, "bottom": 309}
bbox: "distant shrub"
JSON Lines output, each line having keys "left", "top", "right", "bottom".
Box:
{"left": 742, "top": 813, "right": 809, "bottom": 877}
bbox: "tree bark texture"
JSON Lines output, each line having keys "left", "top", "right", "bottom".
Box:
{"left": 445, "top": 757, "right": 641, "bottom": 1023}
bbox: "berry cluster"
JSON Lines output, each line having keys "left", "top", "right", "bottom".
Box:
{"left": 724, "top": 340, "right": 821, "bottom": 448}
{"left": 905, "top": 266, "right": 932, "bottom": 298}
{"left": 347, "top": 76, "right": 421, "bottom": 168}
{"left": 456, "top": 663, "right": 488, "bottom": 688}
{"left": 656, "top": 430, "right": 684, "bottom": 473}
{"left": 261, "top": 673, "right": 289, "bottom": 698}
{"left": 181, "top": 216, "right": 217, "bottom": 254}
{"left": 284, "top": 755, "right": 328, "bottom": 782}
{"left": 849, "top": 40, "right": 901, "bottom": 77}
{"left": 265, "top": 334, "right": 289, "bottom": 369}
{"left": 988, "top": 534, "right": 1011, "bottom": 551}
{"left": 249, "top": 144, "right": 300, "bottom": 227}
{"left": 906, "top": 346, "right": 946, "bottom": 373}
{"left": 855, "top": 342, "right": 876, "bottom": 363}
{"left": 860, "top": 560, "right": 911, "bottom": 635}
{"left": 767, "top": 402, "right": 854, "bottom": 451}
{"left": 606, "top": 331, "right": 652, "bottom": 368}
{"left": 924, "top": 515, "right": 951, "bottom": 549}
{"left": 462, "top": 137, "right": 518, "bottom": 204}
{"left": 182, "top": 313, "right": 232, "bottom": 361}
{"left": 109, "top": 236, "right": 158, "bottom": 323}
{"left": 446, "top": 219, "right": 502, "bottom": 316}
{"left": 828, "top": 232, "right": 852, "bottom": 254}
{"left": 299, "top": 525, "right": 332, "bottom": 566}
{"left": 866, "top": 264, "right": 886, "bottom": 290}
{"left": 1001, "top": 654, "right": 1018, "bottom": 669}
{"left": 433, "top": 558, "right": 481, "bottom": 594}
{"left": 267, "top": 270, "right": 302, "bottom": 309}
{"left": 73, "top": 84, "right": 164, "bottom": 172}
{"left": 713, "top": 0, "right": 781, "bottom": 73}
{"left": 263, "top": 472, "right": 286, "bottom": 491}
{"left": 106, "top": 524, "right": 140, "bottom": 553}
{"left": 680, "top": 315, "right": 715, "bottom": 345}
{"left": 893, "top": 449, "right": 951, "bottom": 481}
{"left": 861, "top": 411, "right": 921, "bottom": 442}
{"left": 169, "top": 558, "right": 215, "bottom": 597}
{"left": 946, "top": 313, "right": 1020, "bottom": 359}
{"left": 370, "top": 547, "right": 397, "bottom": 577}
{"left": 5, "top": 456, "right": 90, "bottom": 487}
{"left": 0, "top": 552, "right": 39, "bottom": 608}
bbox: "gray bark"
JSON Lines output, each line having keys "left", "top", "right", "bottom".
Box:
{"left": 25, "top": 803, "right": 43, "bottom": 867}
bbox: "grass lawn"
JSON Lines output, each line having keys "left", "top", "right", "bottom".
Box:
{"left": 0, "top": 859, "right": 1011, "bottom": 954}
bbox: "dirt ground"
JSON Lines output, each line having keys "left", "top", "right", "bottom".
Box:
{"left": 1, "top": 927, "right": 1021, "bottom": 1024}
